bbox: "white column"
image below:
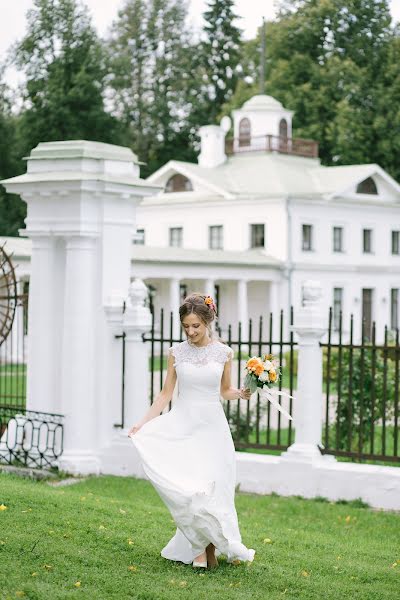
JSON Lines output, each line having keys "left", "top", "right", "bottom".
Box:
{"left": 169, "top": 277, "right": 181, "bottom": 340}
{"left": 10, "top": 280, "right": 25, "bottom": 364}
{"left": 123, "top": 279, "right": 152, "bottom": 429}
{"left": 204, "top": 278, "right": 215, "bottom": 299}
{"left": 58, "top": 235, "right": 99, "bottom": 475}
{"left": 237, "top": 279, "right": 249, "bottom": 340}
{"left": 268, "top": 280, "right": 281, "bottom": 342}
{"left": 281, "top": 280, "right": 336, "bottom": 464}
{"left": 25, "top": 237, "right": 59, "bottom": 414}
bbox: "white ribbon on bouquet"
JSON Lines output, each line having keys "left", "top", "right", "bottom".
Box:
{"left": 257, "top": 387, "right": 296, "bottom": 421}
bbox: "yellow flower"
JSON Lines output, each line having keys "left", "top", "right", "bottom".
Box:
{"left": 269, "top": 370, "right": 277, "bottom": 382}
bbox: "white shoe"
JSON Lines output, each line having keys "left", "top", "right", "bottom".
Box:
{"left": 192, "top": 559, "right": 207, "bottom": 568}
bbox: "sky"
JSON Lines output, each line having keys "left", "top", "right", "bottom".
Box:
{"left": 1, "top": 0, "right": 400, "bottom": 87}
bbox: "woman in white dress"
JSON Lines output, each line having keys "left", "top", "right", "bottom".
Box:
{"left": 128, "top": 292, "right": 255, "bottom": 569}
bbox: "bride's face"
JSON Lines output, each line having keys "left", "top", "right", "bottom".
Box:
{"left": 181, "top": 313, "right": 209, "bottom": 344}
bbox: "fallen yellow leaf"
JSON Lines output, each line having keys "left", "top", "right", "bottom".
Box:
{"left": 15, "top": 592, "right": 25, "bottom": 598}
{"left": 43, "top": 564, "right": 53, "bottom": 570}
{"left": 178, "top": 581, "right": 187, "bottom": 587}
{"left": 119, "top": 509, "right": 126, "bottom": 514}
{"left": 231, "top": 559, "right": 241, "bottom": 566}
{"left": 128, "top": 565, "right": 138, "bottom": 572}
{"left": 263, "top": 538, "right": 273, "bottom": 544}
{"left": 98, "top": 525, "right": 106, "bottom": 530}
{"left": 127, "top": 539, "right": 134, "bottom": 545}
{"left": 301, "top": 570, "right": 310, "bottom": 577}
{"left": 74, "top": 581, "right": 81, "bottom": 587}
{"left": 0, "top": 504, "right": 8, "bottom": 511}
{"left": 345, "top": 515, "right": 351, "bottom": 524}
{"left": 31, "top": 572, "right": 37, "bottom": 577}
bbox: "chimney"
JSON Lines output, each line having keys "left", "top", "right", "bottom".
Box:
{"left": 198, "top": 125, "right": 227, "bottom": 168}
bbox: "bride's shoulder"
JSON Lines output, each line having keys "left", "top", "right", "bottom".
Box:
{"left": 215, "top": 340, "right": 234, "bottom": 362}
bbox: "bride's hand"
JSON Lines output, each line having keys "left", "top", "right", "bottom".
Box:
{"left": 239, "top": 387, "right": 251, "bottom": 400}
{"left": 128, "top": 423, "right": 142, "bottom": 437}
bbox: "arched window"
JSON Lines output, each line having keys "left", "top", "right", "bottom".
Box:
{"left": 239, "top": 118, "right": 251, "bottom": 147}
{"left": 279, "top": 118, "right": 288, "bottom": 138}
{"left": 165, "top": 173, "right": 193, "bottom": 193}
{"left": 356, "top": 177, "right": 378, "bottom": 195}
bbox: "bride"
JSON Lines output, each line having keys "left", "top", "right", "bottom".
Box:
{"left": 128, "top": 292, "right": 255, "bottom": 569}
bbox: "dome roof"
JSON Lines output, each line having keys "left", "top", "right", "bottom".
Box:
{"left": 241, "top": 94, "right": 284, "bottom": 111}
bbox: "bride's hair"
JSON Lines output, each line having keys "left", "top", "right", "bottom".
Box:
{"left": 179, "top": 292, "right": 220, "bottom": 339}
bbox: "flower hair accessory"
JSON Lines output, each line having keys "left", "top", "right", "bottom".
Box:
{"left": 204, "top": 295, "right": 217, "bottom": 313}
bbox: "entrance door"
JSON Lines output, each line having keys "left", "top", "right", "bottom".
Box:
{"left": 362, "top": 288, "right": 373, "bottom": 341}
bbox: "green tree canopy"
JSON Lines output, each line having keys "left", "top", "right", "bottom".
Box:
{"left": 13, "top": 0, "right": 121, "bottom": 156}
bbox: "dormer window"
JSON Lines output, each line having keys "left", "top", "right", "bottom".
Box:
{"left": 239, "top": 118, "right": 251, "bottom": 147}
{"left": 165, "top": 173, "right": 193, "bottom": 193}
{"left": 356, "top": 177, "right": 378, "bottom": 195}
{"left": 279, "top": 118, "right": 288, "bottom": 138}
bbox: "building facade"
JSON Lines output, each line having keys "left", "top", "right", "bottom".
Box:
{"left": 132, "top": 94, "right": 400, "bottom": 341}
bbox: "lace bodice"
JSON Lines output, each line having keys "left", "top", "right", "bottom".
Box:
{"left": 169, "top": 340, "right": 234, "bottom": 367}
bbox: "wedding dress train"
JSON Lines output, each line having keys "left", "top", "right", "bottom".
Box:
{"left": 130, "top": 339, "right": 255, "bottom": 564}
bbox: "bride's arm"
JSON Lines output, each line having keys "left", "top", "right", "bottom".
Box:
{"left": 220, "top": 355, "right": 251, "bottom": 401}
{"left": 128, "top": 353, "right": 177, "bottom": 435}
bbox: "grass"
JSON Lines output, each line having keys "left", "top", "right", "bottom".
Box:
{"left": 0, "top": 473, "right": 399, "bottom": 600}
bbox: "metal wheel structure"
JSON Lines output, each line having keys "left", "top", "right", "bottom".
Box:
{"left": 0, "top": 244, "right": 18, "bottom": 346}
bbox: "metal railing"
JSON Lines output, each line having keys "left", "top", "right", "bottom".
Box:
{"left": 0, "top": 407, "right": 64, "bottom": 469}
{"left": 225, "top": 134, "right": 319, "bottom": 159}
{"left": 142, "top": 307, "right": 297, "bottom": 453}
{"left": 320, "top": 308, "right": 400, "bottom": 463}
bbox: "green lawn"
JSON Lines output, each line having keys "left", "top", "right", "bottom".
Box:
{"left": 0, "top": 473, "right": 399, "bottom": 600}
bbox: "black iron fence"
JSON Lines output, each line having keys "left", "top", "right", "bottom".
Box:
{"left": 0, "top": 407, "right": 64, "bottom": 469}
{"left": 142, "top": 307, "right": 297, "bottom": 453}
{"left": 0, "top": 280, "right": 28, "bottom": 411}
{"left": 320, "top": 308, "right": 400, "bottom": 463}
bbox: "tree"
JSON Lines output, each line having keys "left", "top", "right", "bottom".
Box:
{"left": 13, "top": 0, "right": 121, "bottom": 157}
{"left": 222, "top": 0, "right": 399, "bottom": 178}
{"left": 200, "top": 0, "right": 243, "bottom": 122}
{"left": 107, "top": 0, "right": 198, "bottom": 176}
{"left": 0, "top": 68, "right": 25, "bottom": 236}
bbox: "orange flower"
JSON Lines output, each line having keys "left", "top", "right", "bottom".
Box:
{"left": 269, "top": 370, "right": 277, "bottom": 382}
{"left": 205, "top": 296, "right": 213, "bottom": 305}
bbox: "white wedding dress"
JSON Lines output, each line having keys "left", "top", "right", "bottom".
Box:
{"left": 130, "top": 339, "right": 256, "bottom": 564}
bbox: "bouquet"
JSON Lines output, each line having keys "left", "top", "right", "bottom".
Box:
{"left": 244, "top": 353, "right": 281, "bottom": 393}
{"left": 243, "top": 353, "right": 293, "bottom": 421}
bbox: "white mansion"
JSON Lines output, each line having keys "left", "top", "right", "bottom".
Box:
{"left": 132, "top": 94, "right": 400, "bottom": 341}
{"left": 4, "top": 93, "right": 400, "bottom": 342}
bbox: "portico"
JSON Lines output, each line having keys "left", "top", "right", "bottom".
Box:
{"left": 131, "top": 245, "right": 283, "bottom": 337}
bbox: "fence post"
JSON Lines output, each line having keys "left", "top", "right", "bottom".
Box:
{"left": 281, "top": 280, "right": 336, "bottom": 463}
{"left": 122, "top": 278, "right": 152, "bottom": 432}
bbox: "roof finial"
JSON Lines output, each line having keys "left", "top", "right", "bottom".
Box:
{"left": 260, "top": 17, "right": 266, "bottom": 95}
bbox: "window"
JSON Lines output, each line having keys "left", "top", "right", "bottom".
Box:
{"left": 133, "top": 228, "right": 145, "bottom": 245}
{"left": 302, "top": 224, "right": 313, "bottom": 251}
{"left": 279, "top": 118, "right": 288, "bottom": 138}
{"left": 391, "top": 289, "right": 399, "bottom": 330}
{"left": 165, "top": 174, "right": 193, "bottom": 193}
{"left": 362, "top": 288, "right": 373, "bottom": 341}
{"left": 363, "top": 229, "right": 373, "bottom": 253}
{"left": 250, "top": 224, "right": 265, "bottom": 248}
{"left": 239, "top": 118, "right": 251, "bottom": 147}
{"left": 333, "top": 288, "right": 343, "bottom": 331}
{"left": 333, "top": 226, "right": 343, "bottom": 252}
{"left": 392, "top": 231, "right": 400, "bottom": 255}
{"left": 209, "top": 225, "right": 223, "bottom": 250}
{"left": 356, "top": 177, "right": 378, "bottom": 195}
{"left": 169, "top": 227, "right": 183, "bottom": 247}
